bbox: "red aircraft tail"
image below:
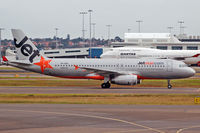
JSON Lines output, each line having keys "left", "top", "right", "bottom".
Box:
{"left": 2, "top": 56, "right": 8, "bottom": 62}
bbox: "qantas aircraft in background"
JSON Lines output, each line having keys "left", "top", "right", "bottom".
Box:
{"left": 3, "top": 29, "right": 195, "bottom": 89}
{"left": 101, "top": 47, "right": 200, "bottom": 66}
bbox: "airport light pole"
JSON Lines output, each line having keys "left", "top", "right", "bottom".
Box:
{"left": 91, "top": 23, "right": 96, "bottom": 39}
{"left": 167, "top": 27, "right": 173, "bottom": 42}
{"left": 178, "top": 21, "right": 184, "bottom": 35}
{"left": 88, "top": 10, "right": 93, "bottom": 44}
{"left": 55, "top": 28, "right": 58, "bottom": 48}
{"left": 88, "top": 9, "right": 93, "bottom": 58}
{"left": 136, "top": 20, "right": 143, "bottom": 33}
{"left": 167, "top": 27, "right": 173, "bottom": 34}
{"left": 0, "top": 28, "right": 4, "bottom": 64}
{"left": 106, "top": 25, "right": 112, "bottom": 40}
{"left": 80, "top": 12, "right": 87, "bottom": 39}
{"left": 181, "top": 26, "right": 186, "bottom": 35}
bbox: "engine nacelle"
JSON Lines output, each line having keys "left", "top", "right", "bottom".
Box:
{"left": 111, "top": 75, "right": 140, "bottom": 85}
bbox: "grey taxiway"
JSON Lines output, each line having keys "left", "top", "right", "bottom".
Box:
{"left": 0, "top": 104, "right": 200, "bottom": 133}
{"left": 0, "top": 86, "right": 200, "bottom": 94}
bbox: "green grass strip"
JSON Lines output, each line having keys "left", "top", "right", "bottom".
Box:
{"left": 0, "top": 94, "right": 199, "bottom": 105}
{"left": 0, "top": 79, "right": 199, "bottom": 87}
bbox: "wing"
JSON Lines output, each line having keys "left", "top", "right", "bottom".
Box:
{"left": 74, "top": 65, "right": 139, "bottom": 77}
{"left": 82, "top": 67, "right": 120, "bottom": 76}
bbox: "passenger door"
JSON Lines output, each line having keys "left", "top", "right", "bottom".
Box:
{"left": 116, "top": 63, "right": 124, "bottom": 71}
{"left": 167, "top": 60, "right": 173, "bottom": 72}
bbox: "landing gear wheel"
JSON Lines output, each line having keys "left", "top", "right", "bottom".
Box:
{"left": 101, "top": 82, "right": 111, "bottom": 88}
{"left": 167, "top": 80, "right": 172, "bottom": 89}
{"left": 101, "top": 83, "right": 106, "bottom": 88}
{"left": 105, "top": 82, "right": 111, "bottom": 88}
{"left": 168, "top": 85, "right": 172, "bottom": 89}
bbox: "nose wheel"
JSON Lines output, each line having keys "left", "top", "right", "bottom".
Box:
{"left": 101, "top": 82, "right": 111, "bottom": 88}
{"left": 167, "top": 80, "right": 172, "bottom": 89}
{"left": 168, "top": 85, "right": 172, "bottom": 89}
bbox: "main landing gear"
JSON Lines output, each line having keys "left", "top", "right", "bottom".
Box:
{"left": 167, "top": 80, "right": 172, "bottom": 89}
{"left": 101, "top": 82, "right": 111, "bottom": 88}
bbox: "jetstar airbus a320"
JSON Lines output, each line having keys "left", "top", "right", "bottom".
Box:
{"left": 3, "top": 29, "right": 195, "bottom": 89}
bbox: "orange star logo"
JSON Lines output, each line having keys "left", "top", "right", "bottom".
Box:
{"left": 74, "top": 65, "right": 79, "bottom": 70}
{"left": 34, "top": 56, "right": 53, "bottom": 73}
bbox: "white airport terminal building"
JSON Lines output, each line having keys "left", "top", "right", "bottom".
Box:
{"left": 111, "top": 33, "right": 200, "bottom": 50}
{"left": 6, "top": 33, "right": 200, "bottom": 59}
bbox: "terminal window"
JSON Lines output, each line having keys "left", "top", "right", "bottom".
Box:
{"left": 44, "top": 51, "right": 59, "bottom": 54}
{"left": 127, "top": 39, "right": 138, "bottom": 42}
{"left": 113, "top": 46, "right": 124, "bottom": 48}
{"left": 142, "top": 39, "right": 153, "bottom": 43}
{"left": 156, "top": 46, "right": 168, "bottom": 50}
{"left": 187, "top": 46, "right": 198, "bottom": 50}
{"left": 157, "top": 39, "right": 168, "bottom": 42}
{"left": 172, "top": 46, "right": 183, "bottom": 50}
{"left": 65, "top": 50, "right": 81, "bottom": 53}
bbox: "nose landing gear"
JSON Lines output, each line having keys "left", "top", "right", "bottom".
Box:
{"left": 167, "top": 80, "right": 172, "bottom": 89}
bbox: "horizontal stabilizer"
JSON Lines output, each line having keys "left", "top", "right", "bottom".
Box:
{"left": 4, "top": 57, "right": 32, "bottom": 65}
{"left": 10, "top": 61, "right": 32, "bottom": 66}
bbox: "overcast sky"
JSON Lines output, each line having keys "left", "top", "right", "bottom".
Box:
{"left": 0, "top": 0, "right": 200, "bottom": 39}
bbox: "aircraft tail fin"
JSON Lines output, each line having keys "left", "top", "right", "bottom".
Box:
{"left": 2, "top": 56, "right": 8, "bottom": 62}
{"left": 11, "top": 29, "right": 44, "bottom": 63}
{"left": 192, "top": 54, "right": 200, "bottom": 57}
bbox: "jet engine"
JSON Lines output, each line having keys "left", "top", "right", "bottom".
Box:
{"left": 111, "top": 75, "right": 140, "bottom": 85}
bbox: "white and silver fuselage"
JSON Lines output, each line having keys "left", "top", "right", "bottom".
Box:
{"left": 9, "top": 58, "right": 195, "bottom": 80}
{"left": 6, "top": 29, "right": 196, "bottom": 88}
{"left": 101, "top": 47, "right": 200, "bottom": 66}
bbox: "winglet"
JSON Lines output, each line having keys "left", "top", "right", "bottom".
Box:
{"left": 2, "top": 56, "right": 8, "bottom": 62}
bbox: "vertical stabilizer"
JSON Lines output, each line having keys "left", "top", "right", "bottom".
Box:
{"left": 11, "top": 29, "right": 43, "bottom": 63}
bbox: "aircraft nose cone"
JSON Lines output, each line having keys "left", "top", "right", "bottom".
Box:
{"left": 187, "top": 68, "right": 196, "bottom": 77}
